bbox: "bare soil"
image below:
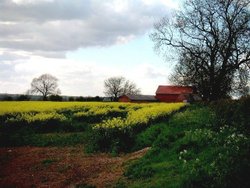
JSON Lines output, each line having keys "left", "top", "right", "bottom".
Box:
{"left": 0, "top": 146, "right": 149, "bottom": 188}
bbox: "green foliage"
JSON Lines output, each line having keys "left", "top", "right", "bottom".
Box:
{"left": 125, "top": 163, "right": 155, "bottom": 179}
{"left": 42, "top": 159, "right": 57, "bottom": 166}
{"left": 68, "top": 97, "right": 75, "bottom": 101}
{"left": 17, "top": 95, "right": 30, "bottom": 101}
{"left": 49, "top": 95, "right": 63, "bottom": 101}
{"left": 0, "top": 129, "right": 88, "bottom": 147}
{"left": 124, "top": 104, "right": 250, "bottom": 188}
{"left": 210, "top": 96, "right": 250, "bottom": 133}
{"left": 182, "top": 127, "right": 250, "bottom": 188}
{"left": 2, "top": 96, "right": 13, "bottom": 101}
{"left": 85, "top": 126, "right": 135, "bottom": 153}
{"left": 86, "top": 103, "right": 185, "bottom": 153}
{"left": 75, "top": 183, "right": 96, "bottom": 188}
{"left": 134, "top": 123, "right": 165, "bottom": 149}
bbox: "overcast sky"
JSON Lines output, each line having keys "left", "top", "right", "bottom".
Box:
{"left": 0, "top": 0, "right": 180, "bottom": 96}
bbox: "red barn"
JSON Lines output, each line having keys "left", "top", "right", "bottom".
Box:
{"left": 119, "top": 95, "right": 158, "bottom": 103}
{"left": 156, "top": 85, "right": 194, "bottom": 102}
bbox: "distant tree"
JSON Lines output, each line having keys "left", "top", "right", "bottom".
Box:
{"left": 68, "top": 97, "right": 75, "bottom": 101}
{"left": 94, "top": 96, "right": 103, "bottom": 101}
{"left": 84, "top": 96, "right": 103, "bottom": 102}
{"left": 233, "top": 66, "right": 250, "bottom": 97}
{"left": 3, "top": 96, "right": 13, "bottom": 101}
{"left": 30, "top": 74, "right": 61, "bottom": 101}
{"left": 75, "top": 96, "right": 84, "bottom": 101}
{"left": 151, "top": 0, "right": 250, "bottom": 101}
{"left": 17, "top": 95, "right": 30, "bottom": 101}
{"left": 104, "top": 76, "right": 141, "bottom": 101}
{"left": 49, "top": 95, "right": 63, "bottom": 101}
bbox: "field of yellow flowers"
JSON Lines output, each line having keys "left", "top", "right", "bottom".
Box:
{"left": 0, "top": 101, "right": 185, "bottom": 129}
{"left": 0, "top": 101, "right": 186, "bottom": 151}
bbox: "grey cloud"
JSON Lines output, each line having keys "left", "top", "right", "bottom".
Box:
{"left": 145, "top": 66, "right": 167, "bottom": 78}
{"left": 0, "top": 0, "right": 92, "bottom": 22}
{"left": 0, "top": 51, "right": 30, "bottom": 61}
{"left": 0, "top": 62, "right": 18, "bottom": 81}
{"left": 0, "top": 0, "right": 171, "bottom": 58}
{"left": 33, "top": 51, "right": 66, "bottom": 58}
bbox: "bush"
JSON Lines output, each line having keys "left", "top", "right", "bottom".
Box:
{"left": 85, "top": 126, "right": 135, "bottom": 153}
{"left": 75, "top": 96, "right": 84, "bottom": 101}
{"left": 68, "top": 97, "right": 75, "bottom": 101}
{"left": 210, "top": 96, "right": 250, "bottom": 133}
{"left": 49, "top": 95, "right": 63, "bottom": 101}
{"left": 17, "top": 95, "right": 30, "bottom": 101}
{"left": 181, "top": 127, "right": 250, "bottom": 188}
{"left": 3, "top": 96, "right": 13, "bottom": 101}
{"left": 125, "top": 163, "right": 155, "bottom": 179}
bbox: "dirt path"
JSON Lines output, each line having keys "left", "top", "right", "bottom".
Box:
{"left": 0, "top": 146, "right": 149, "bottom": 188}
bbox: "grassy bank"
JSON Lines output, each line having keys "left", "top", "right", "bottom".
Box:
{"left": 120, "top": 98, "right": 250, "bottom": 187}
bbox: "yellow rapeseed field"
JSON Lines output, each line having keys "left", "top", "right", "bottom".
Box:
{"left": 0, "top": 102, "right": 186, "bottom": 129}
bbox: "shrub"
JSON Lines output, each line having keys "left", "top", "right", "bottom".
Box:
{"left": 125, "top": 161, "right": 155, "bottom": 179}
{"left": 181, "top": 127, "right": 250, "bottom": 188}
{"left": 68, "top": 97, "right": 75, "bottom": 101}
{"left": 17, "top": 95, "right": 30, "bottom": 101}
{"left": 210, "top": 96, "right": 250, "bottom": 133}
{"left": 49, "top": 95, "right": 63, "bottom": 101}
{"left": 85, "top": 126, "right": 135, "bottom": 153}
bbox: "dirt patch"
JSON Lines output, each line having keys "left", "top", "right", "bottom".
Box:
{"left": 0, "top": 146, "right": 150, "bottom": 188}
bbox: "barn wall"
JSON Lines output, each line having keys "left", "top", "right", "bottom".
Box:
{"left": 156, "top": 94, "right": 180, "bottom": 102}
{"left": 176, "top": 94, "right": 189, "bottom": 102}
{"left": 120, "top": 93, "right": 190, "bottom": 103}
{"left": 118, "top": 96, "right": 131, "bottom": 102}
{"left": 130, "top": 100, "right": 155, "bottom": 103}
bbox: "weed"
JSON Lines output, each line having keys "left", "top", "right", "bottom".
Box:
{"left": 41, "top": 159, "right": 57, "bottom": 167}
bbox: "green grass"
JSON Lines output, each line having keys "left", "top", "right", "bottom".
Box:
{"left": 122, "top": 104, "right": 250, "bottom": 187}
{"left": 0, "top": 129, "right": 89, "bottom": 147}
{"left": 41, "top": 159, "right": 57, "bottom": 166}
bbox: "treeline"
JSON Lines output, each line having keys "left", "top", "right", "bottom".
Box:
{"left": 0, "top": 94, "right": 105, "bottom": 102}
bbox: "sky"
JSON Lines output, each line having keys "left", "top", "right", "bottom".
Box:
{"left": 0, "top": 0, "right": 180, "bottom": 96}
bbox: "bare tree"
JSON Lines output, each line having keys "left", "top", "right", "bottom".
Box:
{"left": 233, "top": 65, "right": 250, "bottom": 97}
{"left": 104, "top": 76, "right": 141, "bottom": 101}
{"left": 151, "top": 0, "right": 250, "bottom": 101}
{"left": 30, "top": 74, "right": 61, "bottom": 100}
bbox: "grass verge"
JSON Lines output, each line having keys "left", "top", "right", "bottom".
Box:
{"left": 122, "top": 104, "right": 250, "bottom": 187}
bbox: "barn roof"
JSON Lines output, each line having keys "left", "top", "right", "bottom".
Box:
{"left": 123, "top": 95, "right": 157, "bottom": 101}
{"left": 156, "top": 85, "right": 193, "bottom": 95}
